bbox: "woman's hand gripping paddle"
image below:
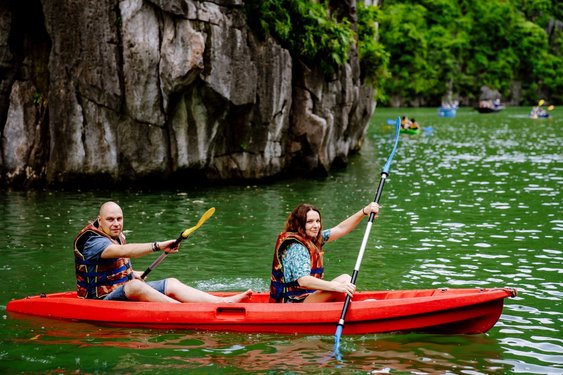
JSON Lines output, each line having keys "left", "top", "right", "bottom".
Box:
{"left": 333, "top": 117, "right": 401, "bottom": 359}
{"left": 140, "top": 207, "right": 216, "bottom": 280}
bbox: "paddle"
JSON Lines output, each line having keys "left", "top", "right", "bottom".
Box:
{"left": 140, "top": 207, "right": 216, "bottom": 280}
{"left": 333, "top": 117, "right": 401, "bottom": 358}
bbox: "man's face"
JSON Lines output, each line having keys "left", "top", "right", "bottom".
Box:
{"left": 98, "top": 204, "right": 123, "bottom": 238}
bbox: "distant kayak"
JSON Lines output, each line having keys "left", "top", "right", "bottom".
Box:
{"left": 6, "top": 287, "right": 517, "bottom": 335}
{"left": 400, "top": 127, "right": 421, "bottom": 135}
{"left": 476, "top": 106, "right": 505, "bottom": 113}
{"left": 529, "top": 106, "right": 551, "bottom": 119}
{"left": 530, "top": 100, "right": 554, "bottom": 119}
{"left": 438, "top": 107, "right": 457, "bottom": 118}
{"left": 529, "top": 113, "right": 550, "bottom": 119}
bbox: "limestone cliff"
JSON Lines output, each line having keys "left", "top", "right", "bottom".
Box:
{"left": 0, "top": 0, "right": 375, "bottom": 188}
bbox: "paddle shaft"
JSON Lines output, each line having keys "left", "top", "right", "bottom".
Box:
{"left": 336, "top": 171, "right": 388, "bottom": 328}
{"left": 334, "top": 118, "right": 400, "bottom": 358}
{"left": 140, "top": 233, "right": 185, "bottom": 280}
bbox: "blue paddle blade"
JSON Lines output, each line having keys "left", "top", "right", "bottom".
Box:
{"left": 386, "top": 119, "right": 396, "bottom": 125}
{"left": 382, "top": 117, "right": 401, "bottom": 174}
{"left": 333, "top": 325, "right": 343, "bottom": 360}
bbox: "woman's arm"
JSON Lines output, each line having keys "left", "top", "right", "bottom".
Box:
{"left": 297, "top": 275, "right": 356, "bottom": 297}
{"left": 327, "top": 202, "right": 380, "bottom": 242}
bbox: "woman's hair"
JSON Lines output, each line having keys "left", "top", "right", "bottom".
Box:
{"left": 284, "top": 203, "right": 323, "bottom": 247}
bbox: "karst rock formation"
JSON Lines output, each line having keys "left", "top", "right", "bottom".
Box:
{"left": 0, "top": 0, "right": 375, "bottom": 188}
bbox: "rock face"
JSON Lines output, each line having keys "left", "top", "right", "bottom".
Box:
{"left": 0, "top": 0, "right": 375, "bottom": 188}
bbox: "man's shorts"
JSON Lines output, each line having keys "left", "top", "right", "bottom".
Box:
{"left": 103, "top": 279, "right": 167, "bottom": 301}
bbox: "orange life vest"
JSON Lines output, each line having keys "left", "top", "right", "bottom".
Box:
{"left": 74, "top": 221, "right": 132, "bottom": 299}
{"left": 269, "top": 232, "right": 324, "bottom": 303}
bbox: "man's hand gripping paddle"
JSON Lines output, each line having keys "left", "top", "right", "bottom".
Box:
{"left": 333, "top": 117, "right": 401, "bottom": 359}
{"left": 140, "top": 207, "right": 216, "bottom": 280}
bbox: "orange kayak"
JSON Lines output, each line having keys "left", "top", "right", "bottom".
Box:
{"left": 7, "top": 287, "right": 516, "bottom": 335}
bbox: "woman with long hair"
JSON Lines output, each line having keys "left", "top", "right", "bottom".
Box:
{"left": 269, "top": 202, "right": 380, "bottom": 303}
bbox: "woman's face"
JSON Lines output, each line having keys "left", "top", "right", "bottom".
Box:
{"left": 304, "top": 210, "right": 321, "bottom": 239}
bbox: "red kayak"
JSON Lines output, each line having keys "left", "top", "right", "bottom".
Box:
{"left": 6, "top": 287, "right": 516, "bottom": 335}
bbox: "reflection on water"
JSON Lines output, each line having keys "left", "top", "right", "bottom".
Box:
{"left": 4, "top": 314, "right": 511, "bottom": 374}
{"left": 1, "top": 107, "right": 562, "bottom": 374}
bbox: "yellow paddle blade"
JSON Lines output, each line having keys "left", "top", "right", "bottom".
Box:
{"left": 538, "top": 99, "right": 545, "bottom": 106}
{"left": 547, "top": 105, "right": 554, "bottom": 111}
{"left": 181, "top": 207, "right": 215, "bottom": 239}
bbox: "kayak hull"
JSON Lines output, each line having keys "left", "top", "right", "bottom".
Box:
{"left": 6, "top": 288, "right": 516, "bottom": 335}
{"left": 476, "top": 106, "right": 505, "bottom": 113}
{"left": 400, "top": 128, "right": 421, "bottom": 135}
{"left": 438, "top": 107, "right": 457, "bottom": 118}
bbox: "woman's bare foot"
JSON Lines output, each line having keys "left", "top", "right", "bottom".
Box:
{"left": 222, "top": 289, "right": 253, "bottom": 303}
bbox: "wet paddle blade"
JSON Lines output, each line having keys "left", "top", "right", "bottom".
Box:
{"left": 334, "top": 325, "right": 344, "bottom": 360}
{"left": 141, "top": 207, "right": 216, "bottom": 280}
{"left": 181, "top": 207, "right": 215, "bottom": 239}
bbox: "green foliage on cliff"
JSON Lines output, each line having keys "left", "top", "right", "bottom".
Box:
{"left": 245, "top": 0, "right": 561, "bottom": 105}
{"left": 357, "top": 3, "right": 390, "bottom": 86}
{"left": 245, "top": 0, "right": 351, "bottom": 74}
{"left": 244, "top": 0, "right": 388, "bottom": 83}
{"left": 378, "top": 0, "right": 563, "bottom": 105}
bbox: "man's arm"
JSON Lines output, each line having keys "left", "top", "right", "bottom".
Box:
{"left": 101, "top": 239, "right": 178, "bottom": 259}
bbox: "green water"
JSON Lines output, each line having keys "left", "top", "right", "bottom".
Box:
{"left": 1, "top": 107, "right": 561, "bottom": 374}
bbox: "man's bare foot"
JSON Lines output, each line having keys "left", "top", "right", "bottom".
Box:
{"left": 222, "top": 289, "right": 253, "bottom": 303}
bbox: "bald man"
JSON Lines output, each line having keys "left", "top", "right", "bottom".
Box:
{"left": 74, "top": 201, "right": 252, "bottom": 303}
